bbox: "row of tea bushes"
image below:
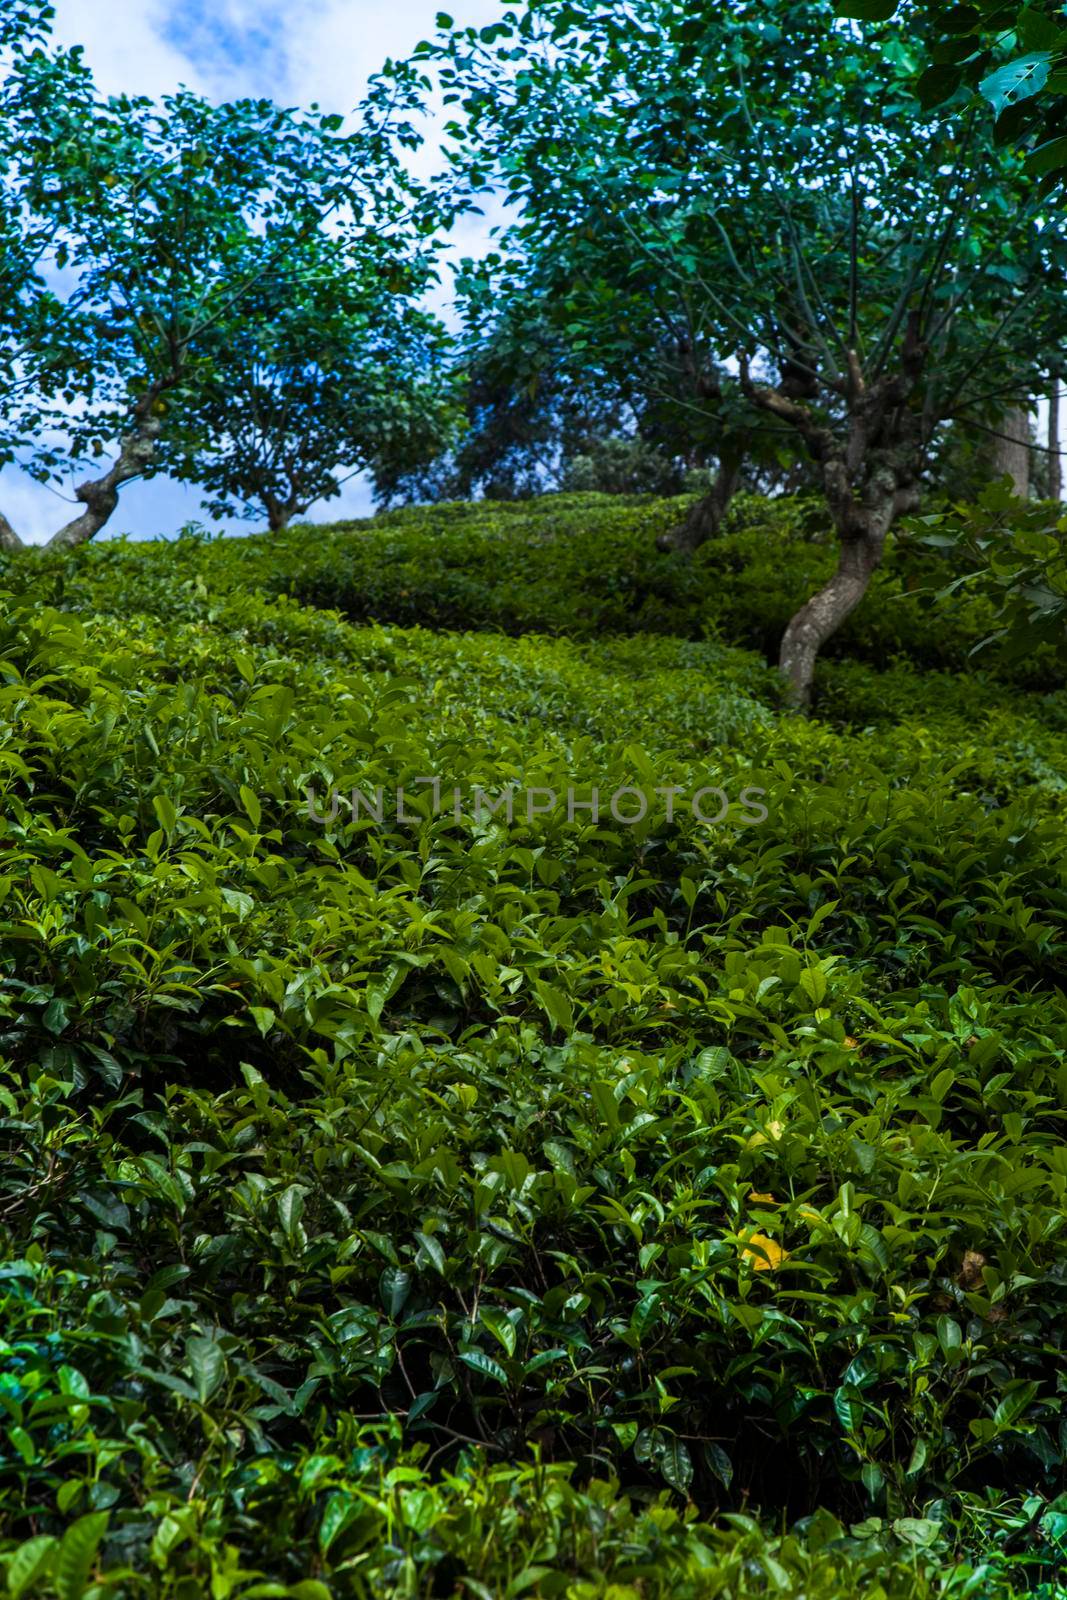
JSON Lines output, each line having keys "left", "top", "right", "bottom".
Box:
{"left": 0, "top": 496, "right": 1064, "bottom": 1593}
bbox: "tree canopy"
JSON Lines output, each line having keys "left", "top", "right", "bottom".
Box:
{"left": 416, "top": 0, "right": 1067, "bottom": 697}
{"left": 163, "top": 234, "right": 457, "bottom": 530}
{"left": 0, "top": 11, "right": 448, "bottom": 547}
{"left": 842, "top": 0, "right": 1067, "bottom": 173}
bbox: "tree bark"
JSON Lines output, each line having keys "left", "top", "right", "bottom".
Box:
{"left": 740, "top": 342, "right": 925, "bottom": 709}
{"left": 991, "top": 405, "right": 1030, "bottom": 498}
{"left": 778, "top": 508, "right": 891, "bottom": 707}
{"left": 656, "top": 437, "right": 744, "bottom": 554}
{"left": 46, "top": 399, "right": 163, "bottom": 551}
{"left": 264, "top": 495, "right": 303, "bottom": 533}
{"left": 777, "top": 480, "right": 920, "bottom": 707}
{"left": 1050, "top": 383, "right": 1061, "bottom": 503}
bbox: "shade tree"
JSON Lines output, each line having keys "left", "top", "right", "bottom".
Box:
{"left": 0, "top": 13, "right": 441, "bottom": 549}
{"left": 423, "top": 0, "right": 1067, "bottom": 703}
{"left": 394, "top": 242, "right": 778, "bottom": 517}
{"left": 164, "top": 233, "right": 457, "bottom": 531}
{"left": 378, "top": 253, "right": 637, "bottom": 503}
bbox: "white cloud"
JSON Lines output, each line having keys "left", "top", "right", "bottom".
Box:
{"left": 286, "top": 0, "right": 503, "bottom": 120}
{"left": 50, "top": 0, "right": 508, "bottom": 115}
{"left": 0, "top": 471, "right": 76, "bottom": 546}
{"left": 47, "top": 0, "right": 211, "bottom": 98}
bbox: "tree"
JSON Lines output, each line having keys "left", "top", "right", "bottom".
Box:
{"left": 396, "top": 230, "right": 772, "bottom": 528}
{"left": 987, "top": 405, "right": 1032, "bottom": 496}
{"left": 561, "top": 435, "right": 691, "bottom": 496}
{"left": 380, "top": 255, "right": 635, "bottom": 503}
{"left": 164, "top": 234, "right": 457, "bottom": 531}
{"left": 1050, "top": 379, "right": 1061, "bottom": 502}
{"left": 524, "top": 237, "right": 754, "bottom": 549}
{"left": 423, "top": 0, "right": 1067, "bottom": 704}
{"left": 0, "top": 12, "right": 435, "bottom": 550}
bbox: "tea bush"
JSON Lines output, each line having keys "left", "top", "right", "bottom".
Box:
{"left": 8, "top": 490, "right": 1049, "bottom": 685}
{"left": 0, "top": 494, "right": 1064, "bottom": 1596}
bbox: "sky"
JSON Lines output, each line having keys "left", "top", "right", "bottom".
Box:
{"left": 0, "top": 0, "right": 505, "bottom": 544}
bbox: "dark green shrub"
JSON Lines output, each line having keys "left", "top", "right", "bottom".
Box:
{"left": 0, "top": 495, "right": 1064, "bottom": 1595}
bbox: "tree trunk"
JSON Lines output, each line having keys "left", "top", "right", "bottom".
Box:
{"left": 656, "top": 437, "right": 743, "bottom": 554}
{"left": 991, "top": 405, "right": 1030, "bottom": 498}
{"left": 738, "top": 347, "right": 925, "bottom": 710}
{"left": 779, "top": 526, "right": 884, "bottom": 706}
{"left": 777, "top": 472, "right": 922, "bottom": 708}
{"left": 265, "top": 495, "right": 302, "bottom": 533}
{"left": 47, "top": 403, "right": 163, "bottom": 551}
{"left": 1050, "top": 383, "right": 1061, "bottom": 503}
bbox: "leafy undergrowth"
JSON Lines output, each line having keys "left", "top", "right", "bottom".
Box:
{"left": 0, "top": 495, "right": 1064, "bottom": 1596}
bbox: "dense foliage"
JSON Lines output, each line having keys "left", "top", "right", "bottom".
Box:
{"left": 0, "top": 494, "right": 1064, "bottom": 1595}
{"left": 848, "top": 0, "right": 1067, "bottom": 172}
{"left": 912, "top": 481, "right": 1067, "bottom": 664}
{"left": 3, "top": 0, "right": 1067, "bottom": 1593}
{"left": 150, "top": 489, "right": 1050, "bottom": 686}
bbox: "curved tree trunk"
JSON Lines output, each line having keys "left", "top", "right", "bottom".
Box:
{"left": 47, "top": 398, "right": 163, "bottom": 551}
{"left": 656, "top": 437, "right": 744, "bottom": 555}
{"left": 777, "top": 472, "right": 922, "bottom": 708}
{"left": 739, "top": 341, "right": 925, "bottom": 710}
{"left": 779, "top": 529, "right": 884, "bottom": 705}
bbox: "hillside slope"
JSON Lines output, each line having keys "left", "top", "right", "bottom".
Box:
{"left": 0, "top": 495, "right": 1064, "bottom": 1597}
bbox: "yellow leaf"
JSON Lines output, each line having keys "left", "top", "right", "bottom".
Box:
{"left": 748, "top": 1190, "right": 777, "bottom": 1203}
{"left": 746, "top": 1118, "right": 785, "bottom": 1149}
{"left": 740, "top": 1232, "right": 789, "bottom": 1272}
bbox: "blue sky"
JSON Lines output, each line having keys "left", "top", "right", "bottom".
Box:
{"left": 1, "top": 0, "right": 503, "bottom": 543}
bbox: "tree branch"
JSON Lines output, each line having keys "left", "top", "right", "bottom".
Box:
{"left": 738, "top": 355, "right": 836, "bottom": 461}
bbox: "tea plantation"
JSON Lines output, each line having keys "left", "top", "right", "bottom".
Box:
{"left": 0, "top": 493, "right": 1064, "bottom": 1597}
